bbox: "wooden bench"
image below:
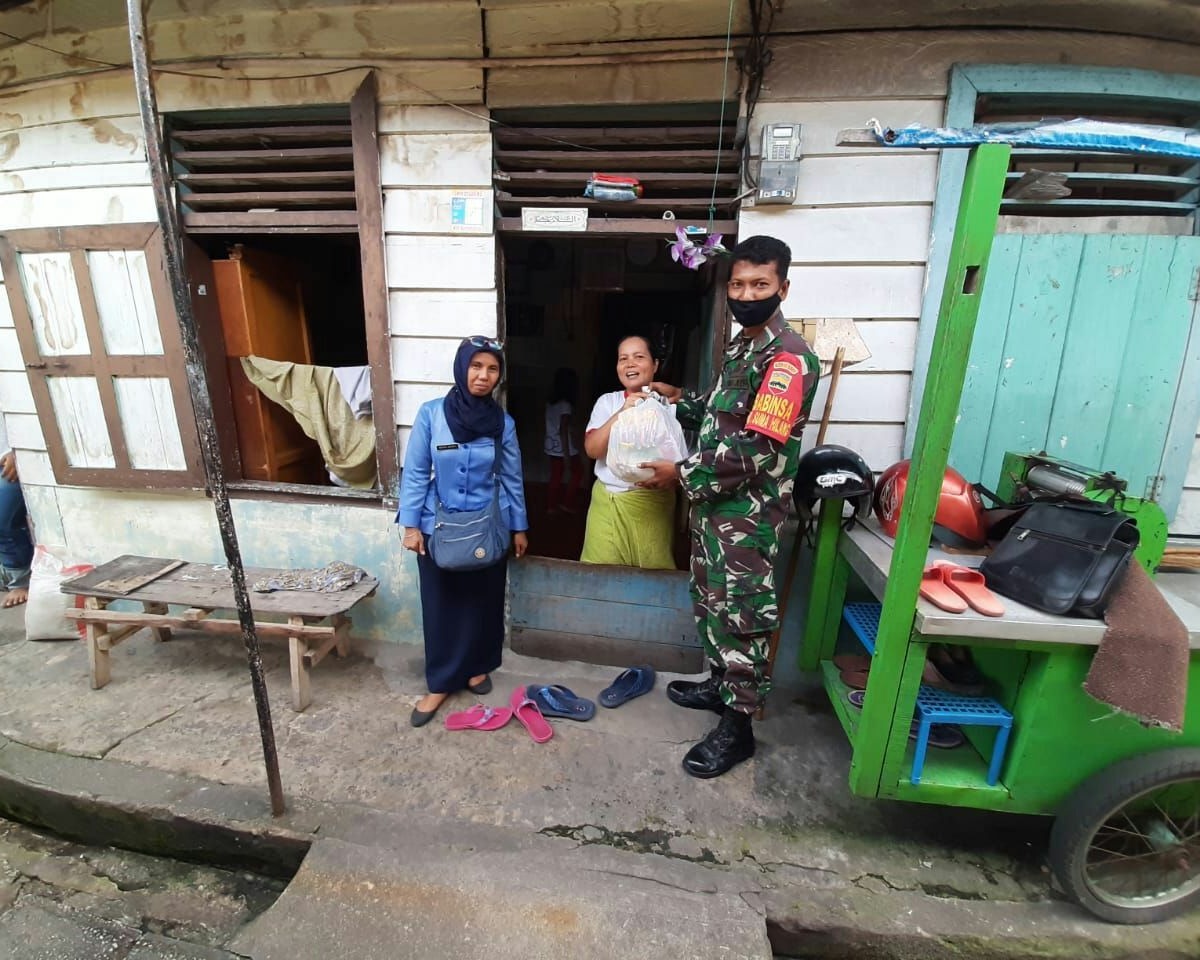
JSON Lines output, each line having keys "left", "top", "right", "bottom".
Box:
{"left": 60, "top": 555, "right": 379, "bottom": 712}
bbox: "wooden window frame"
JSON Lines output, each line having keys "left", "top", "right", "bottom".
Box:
{"left": 0, "top": 224, "right": 206, "bottom": 489}
{"left": 174, "top": 74, "right": 396, "bottom": 501}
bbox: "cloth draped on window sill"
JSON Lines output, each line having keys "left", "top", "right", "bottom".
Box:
{"left": 240, "top": 355, "right": 377, "bottom": 490}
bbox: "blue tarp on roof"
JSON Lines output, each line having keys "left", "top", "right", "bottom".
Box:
{"left": 875, "top": 118, "right": 1200, "bottom": 160}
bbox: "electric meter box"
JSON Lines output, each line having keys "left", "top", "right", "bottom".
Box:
{"left": 756, "top": 122, "right": 802, "bottom": 204}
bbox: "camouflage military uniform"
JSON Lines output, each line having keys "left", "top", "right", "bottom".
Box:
{"left": 676, "top": 311, "right": 819, "bottom": 713}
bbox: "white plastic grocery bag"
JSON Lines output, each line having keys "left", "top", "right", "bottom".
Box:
{"left": 25, "top": 545, "right": 93, "bottom": 641}
{"left": 606, "top": 394, "right": 688, "bottom": 484}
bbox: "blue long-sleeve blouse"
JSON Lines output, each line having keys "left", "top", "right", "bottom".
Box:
{"left": 396, "top": 398, "right": 529, "bottom": 536}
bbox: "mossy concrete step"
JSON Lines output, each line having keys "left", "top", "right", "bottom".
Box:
{"left": 230, "top": 833, "right": 771, "bottom": 960}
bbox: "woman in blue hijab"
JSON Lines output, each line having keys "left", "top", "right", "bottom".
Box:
{"left": 397, "top": 336, "right": 529, "bottom": 726}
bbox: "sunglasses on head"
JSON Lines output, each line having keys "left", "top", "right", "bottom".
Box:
{"left": 466, "top": 335, "right": 503, "bottom": 351}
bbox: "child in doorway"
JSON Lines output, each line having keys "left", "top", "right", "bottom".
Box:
{"left": 544, "top": 368, "right": 585, "bottom": 513}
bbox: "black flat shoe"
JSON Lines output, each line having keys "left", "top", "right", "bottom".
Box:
{"left": 467, "top": 676, "right": 493, "bottom": 695}
{"left": 410, "top": 696, "right": 447, "bottom": 728}
{"left": 682, "top": 709, "right": 756, "bottom": 779}
{"left": 666, "top": 675, "right": 724, "bottom": 713}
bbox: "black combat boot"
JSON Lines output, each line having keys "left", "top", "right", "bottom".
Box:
{"left": 682, "top": 708, "right": 756, "bottom": 779}
{"left": 666, "top": 668, "right": 725, "bottom": 713}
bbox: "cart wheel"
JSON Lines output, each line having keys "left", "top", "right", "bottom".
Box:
{"left": 1050, "top": 748, "right": 1200, "bottom": 924}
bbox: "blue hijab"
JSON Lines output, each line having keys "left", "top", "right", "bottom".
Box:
{"left": 443, "top": 337, "right": 505, "bottom": 443}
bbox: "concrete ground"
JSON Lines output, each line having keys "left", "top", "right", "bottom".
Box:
{"left": 0, "top": 602, "right": 1197, "bottom": 959}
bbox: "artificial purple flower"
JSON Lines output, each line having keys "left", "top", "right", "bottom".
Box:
{"left": 667, "top": 225, "right": 727, "bottom": 270}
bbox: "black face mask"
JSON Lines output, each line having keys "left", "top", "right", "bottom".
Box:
{"left": 727, "top": 293, "right": 781, "bottom": 328}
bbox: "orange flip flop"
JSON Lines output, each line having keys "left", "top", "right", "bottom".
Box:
{"left": 919, "top": 565, "right": 967, "bottom": 613}
{"left": 933, "top": 562, "right": 1005, "bottom": 617}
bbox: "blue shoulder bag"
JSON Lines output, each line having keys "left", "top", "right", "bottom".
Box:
{"left": 429, "top": 435, "right": 510, "bottom": 571}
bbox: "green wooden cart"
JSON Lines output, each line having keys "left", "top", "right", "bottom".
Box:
{"left": 799, "top": 144, "right": 1200, "bottom": 925}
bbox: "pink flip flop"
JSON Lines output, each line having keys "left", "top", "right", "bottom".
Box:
{"left": 510, "top": 686, "right": 554, "bottom": 743}
{"left": 919, "top": 565, "right": 968, "bottom": 613}
{"left": 933, "top": 562, "right": 1005, "bottom": 617}
{"left": 444, "top": 704, "right": 513, "bottom": 732}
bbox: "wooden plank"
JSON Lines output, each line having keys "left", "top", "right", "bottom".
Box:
{"left": 510, "top": 593, "right": 694, "bottom": 643}
{"left": 182, "top": 191, "right": 357, "bottom": 210}
{"left": 171, "top": 124, "right": 353, "bottom": 147}
{"left": 509, "top": 556, "right": 690, "bottom": 607}
{"left": 86, "top": 249, "right": 163, "bottom": 356}
{"left": 379, "top": 133, "right": 492, "bottom": 188}
{"left": 497, "top": 170, "right": 739, "bottom": 190}
{"left": 1044, "top": 234, "right": 1146, "bottom": 472}
{"left": 496, "top": 193, "right": 738, "bottom": 212}
{"left": 980, "top": 234, "right": 1085, "bottom": 484}
{"left": 394, "top": 382, "right": 451, "bottom": 427}
{"left": 47, "top": 377, "right": 115, "bottom": 469}
{"left": 486, "top": 60, "right": 737, "bottom": 109}
{"left": 182, "top": 225, "right": 359, "bottom": 236}
{"left": 801, "top": 423, "right": 905, "bottom": 469}
{"left": 761, "top": 31, "right": 1200, "bottom": 101}
{"left": 1175, "top": 489, "right": 1200, "bottom": 536}
{"left": 0, "top": 371, "right": 36, "bottom": 414}
{"left": 176, "top": 171, "right": 356, "bottom": 188}
{"left": 84, "top": 597, "right": 110, "bottom": 690}
{"left": 385, "top": 235, "right": 495, "bottom": 291}
{"left": 741, "top": 206, "right": 933, "bottom": 265}
{"left": 0, "top": 118, "right": 145, "bottom": 172}
{"left": 784, "top": 154, "right": 939, "bottom": 207}
{"left": 3, "top": 412, "right": 46, "bottom": 451}
{"left": 494, "top": 125, "right": 733, "bottom": 148}
{"left": 91, "top": 557, "right": 184, "bottom": 594}
{"left": 511, "top": 626, "right": 703, "bottom": 674}
{"left": 0, "top": 163, "right": 150, "bottom": 195}
{"left": 495, "top": 148, "right": 739, "bottom": 171}
{"left": 840, "top": 320, "right": 919, "bottom": 374}
{"left": 352, "top": 72, "right": 399, "bottom": 510}
{"left": 65, "top": 608, "right": 338, "bottom": 640}
{"left": 143, "top": 601, "right": 171, "bottom": 642}
{"left": 1105, "top": 236, "right": 1200, "bottom": 498}
{"left": 784, "top": 265, "right": 926, "bottom": 320}
{"left": 809, "top": 372, "right": 911, "bottom": 424}
{"left": 0, "top": 188, "right": 159, "bottom": 231}
{"left": 378, "top": 104, "right": 491, "bottom": 136}
{"left": 949, "top": 234, "right": 1023, "bottom": 482}
{"left": 389, "top": 338, "right": 461, "bottom": 385}
{"left": 62, "top": 556, "right": 379, "bottom": 618}
{"left": 496, "top": 217, "right": 738, "bottom": 236}
{"left": 183, "top": 211, "right": 359, "bottom": 229}
{"left": 750, "top": 100, "right": 947, "bottom": 157}
{"left": 112, "top": 378, "right": 189, "bottom": 470}
{"left": 171, "top": 146, "right": 354, "bottom": 168}
{"left": 19, "top": 252, "right": 90, "bottom": 357}
{"left": 389, "top": 291, "right": 497, "bottom": 337}
{"left": 289, "top": 617, "right": 312, "bottom": 712}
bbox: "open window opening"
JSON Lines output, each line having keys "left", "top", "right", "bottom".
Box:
{"left": 502, "top": 234, "right": 725, "bottom": 567}
{"left": 977, "top": 93, "right": 1200, "bottom": 225}
{"left": 167, "top": 101, "right": 390, "bottom": 499}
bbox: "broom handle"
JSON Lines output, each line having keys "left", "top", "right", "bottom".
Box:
{"left": 816, "top": 346, "right": 846, "bottom": 446}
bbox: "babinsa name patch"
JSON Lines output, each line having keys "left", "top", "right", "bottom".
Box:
{"left": 746, "top": 352, "right": 805, "bottom": 442}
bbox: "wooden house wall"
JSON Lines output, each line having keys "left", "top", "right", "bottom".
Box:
{"left": 748, "top": 30, "right": 1200, "bottom": 535}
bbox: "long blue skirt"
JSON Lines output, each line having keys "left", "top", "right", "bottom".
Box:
{"left": 416, "top": 552, "right": 507, "bottom": 693}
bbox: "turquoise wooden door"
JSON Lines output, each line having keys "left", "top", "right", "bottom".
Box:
{"left": 952, "top": 233, "right": 1200, "bottom": 517}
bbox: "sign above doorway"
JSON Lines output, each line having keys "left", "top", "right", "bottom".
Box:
{"left": 521, "top": 207, "right": 588, "bottom": 232}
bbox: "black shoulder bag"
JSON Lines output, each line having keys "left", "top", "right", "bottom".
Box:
{"left": 979, "top": 501, "right": 1139, "bottom": 618}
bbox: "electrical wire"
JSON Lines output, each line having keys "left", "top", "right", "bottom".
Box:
{"left": 706, "top": 0, "right": 738, "bottom": 231}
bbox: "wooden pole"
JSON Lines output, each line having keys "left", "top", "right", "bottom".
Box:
{"left": 126, "top": 0, "right": 286, "bottom": 817}
{"left": 816, "top": 346, "right": 846, "bottom": 446}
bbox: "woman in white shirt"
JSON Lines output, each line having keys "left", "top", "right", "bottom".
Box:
{"left": 580, "top": 335, "right": 677, "bottom": 569}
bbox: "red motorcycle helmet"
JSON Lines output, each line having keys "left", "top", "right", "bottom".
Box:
{"left": 874, "top": 460, "right": 988, "bottom": 549}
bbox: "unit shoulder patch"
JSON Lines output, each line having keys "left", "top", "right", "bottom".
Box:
{"left": 746, "top": 351, "right": 805, "bottom": 442}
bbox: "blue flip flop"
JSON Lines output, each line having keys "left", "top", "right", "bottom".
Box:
{"left": 526, "top": 684, "right": 596, "bottom": 721}
{"left": 598, "top": 665, "right": 656, "bottom": 708}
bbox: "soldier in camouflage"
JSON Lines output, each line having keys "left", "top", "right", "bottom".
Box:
{"left": 639, "top": 235, "right": 820, "bottom": 778}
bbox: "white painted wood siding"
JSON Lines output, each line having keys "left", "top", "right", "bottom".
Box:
{"left": 380, "top": 104, "right": 496, "bottom": 461}
{"left": 738, "top": 96, "right": 945, "bottom": 470}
